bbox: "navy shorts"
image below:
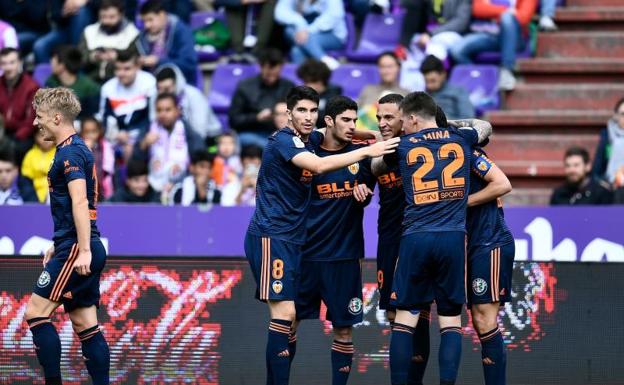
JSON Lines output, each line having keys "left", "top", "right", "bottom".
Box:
{"left": 390, "top": 231, "right": 466, "bottom": 315}
{"left": 377, "top": 239, "right": 400, "bottom": 311}
{"left": 245, "top": 232, "right": 301, "bottom": 302}
{"left": 467, "top": 242, "right": 515, "bottom": 306}
{"left": 296, "top": 259, "right": 363, "bottom": 328}
{"left": 33, "top": 239, "right": 107, "bottom": 312}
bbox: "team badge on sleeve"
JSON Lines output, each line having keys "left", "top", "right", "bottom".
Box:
{"left": 293, "top": 137, "right": 305, "bottom": 148}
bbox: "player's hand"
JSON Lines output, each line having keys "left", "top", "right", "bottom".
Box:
{"left": 367, "top": 137, "right": 400, "bottom": 157}
{"left": 353, "top": 184, "right": 373, "bottom": 202}
{"left": 43, "top": 245, "right": 55, "bottom": 267}
{"left": 73, "top": 249, "right": 92, "bottom": 276}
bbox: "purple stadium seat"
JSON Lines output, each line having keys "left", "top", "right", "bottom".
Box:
{"left": 327, "top": 13, "right": 357, "bottom": 59}
{"left": 208, "top": 64, "right": 259, "bottom": 113}
{"left": 216, "top": 112, "right": 229, "bottom": 132}
{"left": 33, "top": 64, "right": 52, "bottom": 87}
{"left": 190, "top": 11, "right": 228, "bottom": 62}
{"left": 474, "top": 40, "right": 533, "bottom": 64}
{"left": 448, "top": 64, "right": 500, "bottom": 116}
{"left": 347, "top": 12, "right": 404, "bottom": 63}
{"left": 330, "top": 64, "right": 380, "bottom": 100}
{"left": 280, "top": 63, "right": 302, "bottom": 85}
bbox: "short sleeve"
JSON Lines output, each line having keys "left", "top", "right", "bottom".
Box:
{"left": 275, "top": 132, "right": 310, "bottom": 162}
{"left": 61, "top": 147, "right": 87, "bottom": 183}
{"left": 471, "top": 148, "right": 494, "bottom": 180}
{"left": 458, "top": 126, "right": 479, "bottom": 146}
{"left": 308, "top": 130, "right": 324, "bottom": 151}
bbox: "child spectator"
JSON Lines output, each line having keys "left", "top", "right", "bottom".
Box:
{"left": 109, "top": 158, "right": 160, "bottom": 203}
{"left": 0, "top": 146, "right": 37, "bottom": 205}
{"left": 212, "top": 132, "right": 242, "bottom": 187}
{"left": 80, "top": 117, "right": 115, "bottom": 200}
{"left": 421, "top": 55, "right": 474, "bottom": 119}
{"left": 169, "top": 150, "right": 221, "bottom": 205}
{"left": 221, "top": 145, "right": 262, "bottom": 206}
{"left": 20, "top": 129, "right": 55, "bottom": 203}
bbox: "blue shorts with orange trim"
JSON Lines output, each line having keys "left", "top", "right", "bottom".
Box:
{"left": 245, "top": 232, "right": 301, "bottom": 302}
{"left": 376, "top": 239, "right": 400, "bottom": 311}
{"left": 33, "top": 238, "right": 107, "bottom": 312}
{"left": 467, "top": 241, "right": 515, "bottom": 307}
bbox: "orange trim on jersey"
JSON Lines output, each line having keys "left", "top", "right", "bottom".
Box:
{"left": 50, "top": 244, "right": 78, "bottom": 301}
{"left": 92, "top": 164, "right": 99, "bottom": 208}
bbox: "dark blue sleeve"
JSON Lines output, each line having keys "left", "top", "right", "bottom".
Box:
{"left": 275, "top": 133, "right": 310, "bottom": 162}
{"left": 61, "top": 147, "right": 87, "bottom": 183}
{"left": 471, "top": 148, "right": 494, "bottom": 180}
{"left": 457, "top": 127, "right": 479, "bottom": 146}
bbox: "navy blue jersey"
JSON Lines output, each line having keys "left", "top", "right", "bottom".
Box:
{"left": 466, "top": 148, "right": 514, "bottom": 250}
{"left": 247, "top": 128, "right": 323, "bottom": 244}
{"left": 303, "top": 143, "right": 376, "bottom": 261}
{"left": 395, "top": 127, "right": 478, "bottom": 234}
{"left": 377, "top": 163, "right": 404, "bottom": 243}
{"left": 48, "top": 134, "right": 100, "bottom": 245}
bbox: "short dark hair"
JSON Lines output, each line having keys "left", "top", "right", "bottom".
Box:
{"left": 100, "top": 0, "right": 124, "bottom": 12}
{"left": 257, "top": 48, "right": 285, "bottom": 67}
{"left": 52, "top": 45, "right": 83, "bottom": 75}
{"left": 191, "top": 150, "right": 215, "bottom": 165}
{"left": 126, "top": 159, "right": 148, "bottom": 178}
{"left": 296, "top": 59, "right": 331, "bottom": 86}
{"left": 564, "top": 146, "right": 590, "bottom": 164}
{"left": 325, "top": 95, "right": 358, "bottom": 122}
{"left": 241, "top": 145, "right": 263, "bottom": 160}
{"left": 156, "top": 67, "right": 177, "bottom": 83}
{"left": 286, "top": 86, "right": 319, "bottom": 111}
{"left": 378, "top": 93, "right": 404, "bottom": 106}
{"left": 614, "top": 97, "right": 624, "bottom": 113}
{"left": 400, "top": 92, "right": 438, "bottom": 120}
{"left": 0, "top": 146, "right": 16, "bottom": 165}
{"left": 420, "top": 55, "right": 445, "bottom": 74}
{"left": 156, "top": 92, "right": 178, "bottom": 106}
{"left": 377, "top": 51, "right": 400, "bottom": 66}
{"left": 0, "top": 47, "right": 19, "bottom": 59}
{"left": 116, "top": 49, "right": 138, "bottom": 63}
{"left": 140, "top": 0, "right": 165, "bottom": 15}
{"left": 435, "top": 105, "right": 448, "bottom": 127}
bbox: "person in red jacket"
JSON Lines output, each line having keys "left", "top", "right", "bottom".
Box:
{"left": 0, "top": 47, "right": 39, "bottom": 162}
{"left": 450, "top": 0, "right": 537, "bottom": 91}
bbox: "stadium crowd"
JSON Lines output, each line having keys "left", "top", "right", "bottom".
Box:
{"left": 0, "top": 0, "right": 622, "bottom": 206}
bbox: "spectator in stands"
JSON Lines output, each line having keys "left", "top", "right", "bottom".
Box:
{"left": 108, "top": 158, "right": 160, "bottom": 203}
{"left": 136, "top": 93, "right": 203, "bottom": 192}
{"left": 296, "top": 59, "right": 341, "bottom": 128}
{"left": 136, "top": 0, "right": 198, "bottom": 84}
{"left": 33, "top": 0, "right": 95, "bottom": 63}
{"left": 273, "top": 101, "right": 289, "bottom": 129}
{"left": 0, "top": 20, "right": 18, "bottom": 50}
{"left": 221, "top": 144, "right": 262, "bottom": 206}
{"left": 0, "top": 146, "right": 37, "bottom": 205}
{"left": 539, "top": 0, "right": 558, "bottom": 31}
{"left": 275, "top": 0, "right": 345, "bottom": 69}
{"left": 450, "top": 0, "right": 538, "bottom": 91}
{"left": 420, "top": 55, "right": 474, "bottom": 119}
{"left": 593, "top": 97, "right": 624, "bottom": 187}
{"left": 212, "top": 132, "right": 242, "bottom": 187}
{"left": 0, "top": 48, "right": 38, "bottom": 162}
{"left": 228, "top": 48, "right": 294, "bottom": 148}
{"left": 20, "top": 129, "right": 55, "bottom": 203}
{"left": 79, "top": 0, "right": 140, "bottom": 83}
{"left": 99, "top": 50, "right": 156, "bottom": 159}
{"left": 0, "top": 0, "right": 49, "bottom": 55}
{"left": 46, "top": 46, "right": 101, "bottom": 117}
{"left": 80, "top": 117, "right": 115, "bottom": 200}
{"left": 221, "top": 0, "right": 276, "bottom": 61}
{"left": 551, "top": 147, "right": 613, "bottom": 205}
{"left": 170, "top": 150, "right": 221, "bottom": 205}
{"left": 155, "top": 65, "right": 221, "bottom": 140}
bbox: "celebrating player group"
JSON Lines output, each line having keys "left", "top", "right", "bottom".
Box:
{"left": 245, "top": 86, "right": 515, "bottom": 385}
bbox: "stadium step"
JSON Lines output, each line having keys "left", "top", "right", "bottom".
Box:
{"left": 536, "top": 32, "right": 624, "bottom": 58}
{"left": 485, "top": 109, "right": 610, "bottom": 131}
{"left": 554, "top": 7, "right": 624, "bottom": 31}
{"left": 517, "top": 58, "right": 624, "bottom": 83}
{"left": 504, "top": 187, "right": 554, "bottom": 206}
{"left": 566, "top": 0, "right": 624, "bottom": 7}
{"left": 502, "top": 83, "right": 624, "bottom": 111}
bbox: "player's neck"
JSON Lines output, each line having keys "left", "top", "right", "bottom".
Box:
{"left": 54, "top": 127, "right": 77, "bottom": 146}
{"left": 289, "top": 126, "right": 309, "bottom": 142}
{"left": 322, "top": 131, "right": 348, "bottom": 151}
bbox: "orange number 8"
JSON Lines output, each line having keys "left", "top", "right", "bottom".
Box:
{"left": 272, "top": 259, "right": 284, "bottom": 280}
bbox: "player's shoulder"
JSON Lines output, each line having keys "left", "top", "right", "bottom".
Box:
{"left": 57, "top": 135, "right": 91, "bottom": 160}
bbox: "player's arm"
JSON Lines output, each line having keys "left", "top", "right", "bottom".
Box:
{"left": 68, "top": 179, "right": 92, "bottom": 276}
{"left": 448, "top": 118, "right": 493, "bottom": 143}
{"left": 467, "top": 163, "right": 512, "bottom": 207}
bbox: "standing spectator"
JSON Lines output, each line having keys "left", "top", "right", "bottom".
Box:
{"left": 0, "top": 147, "right": 37, "bottom": 204}
{"left": 99, "top": 50, "right": 156, "bottom": 159}
{"left": 592, "top": 97, "right": 624, "bottom": 185}
{"left": 155, "top": 65, "right": 221, "bottom": 140}
{"left": 0, "top": 0, "right": 49, "bottom": 55}
{"left": 20, "top": 129, "right": 55, "bottom": 203}
{"left": 272, "top": 101, "right": 289, "bottom": 129}
{"left": 136, "top": 93, "right": 203, "bottom": 192}
{"left": 296, "top": 59, "right": 342, "bottom": 128}
{"left": 80, "top": 117, "right": 115, "bottom": 200}
{"left": 221, "top": 0, "right": 276, "bottom": 60}
{"left": 212, "top": 132, "right": 242, "bottom": 187}
{"left": 79, "top": 0, "right": 140, "bottom": 83}
{"left": 450, "top": 0, "right": 538, "bottom": 91}
{"left": 136, "top": 0, "right": 198, "bottom": 84}
{"left": 0, "top": 48, "right": 39, "bottom": 162}
{"left": 539, "top": 0, "right": 558, "bottom": 31}
{"left": 420, "top": 55, "right": 474, "bottom": 119}
{"left": 228, "top": 48, "right": 294, "bottom": 148}
{"left": 0, "top": 20, "right": 18, "bottom": 50}
{"left": 169, "top": 150, "right": 221, "bottom": 205}
{"left": 46, "top": 45, "right": 101, "bottom": 117}
{"left": 221, "top": 144, "right": 262, "bottom": 206}
{"left": 551, "top": 147, "right": 613, "bottom": 205}
{"left": 275, "top": 0, "right": 345, "bottom": 69}
{"left": 108, "top": 158, "right": 160, "bottom": 203}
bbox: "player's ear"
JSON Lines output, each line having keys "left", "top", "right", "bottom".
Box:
{"left": 323, "top": 115, "right": 333, "bottom": 128}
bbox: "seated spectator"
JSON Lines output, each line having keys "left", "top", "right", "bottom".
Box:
{"left": 421, "top": 55, "right": 474, "bottom": 119}
{"left": 79, "top": 0, "right": 140, "bottom": 83}
{"left": 99, "top": 50, "right": 156, "bottom": 159}
{"left": 108, "top": 158, "right": 160, "bottom": 203}
{"left": 275, "top": 0, "right": 345, "bottom": 69}
{"left": 0, "top": 20, "right": 18, "bottom": 50}
{"left": 539, "top": 0, "right": 558, "bottom": 31}
{"left": 80, "top": 117, "right": 115, "bottom": 200}
{"left": 136, "top": 0, "right": 198, "bottom": 84}
{"left": 0, "top": 146, "right": 37, "bottom": 204}
{"left": 228, "top": 48, "right": 294, "bottom": 148}
{"left": 222, "top": 0, "right": 276, "bottom": 60}
{"left": 0, "top": 0, "right": 48, "bottom": 55}
{"left": 170, "top": 150, "right": 221, "bottom": 205}
{"left": 155, "top": 65, "right": 221, "bottom": 140}
{"left": 273, "top": 101, "right": 289, "bottom": 129}
{"left": 221, "top": 145, "right": 262, "bottom": 206}
{"left": 212, "top": 132, "right": 242, "bottom": 187}
{"left": 136, "top": 93, "right": 203, "bottom": 192}
{"left": 20, "top": 129, "right": 55, "bottom": 203}
{"left": 592, "top": 97, "right": 624, "bottom": 185}
{"left": 450, "top": 0, "right": 538, "bottom": 91}
{"left": 0, "top": 48, "right": 38, "bottom": 162}
{"left": 296, "top": 59, "right": 341, "bottom": 128}
{"left": 46, "top": 45, "right": 101, "bottom": 117}
{"left": 551, "top": 147, "right": 613, "bottom": 205}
